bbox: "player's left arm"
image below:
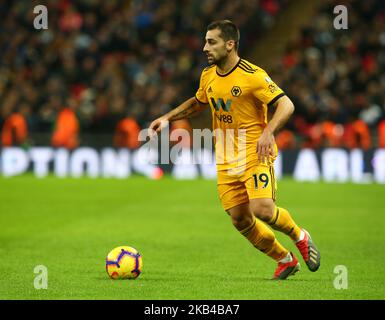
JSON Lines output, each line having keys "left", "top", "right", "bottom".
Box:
{"left": 257, "top": 95, "right": 295, "bottom": 163}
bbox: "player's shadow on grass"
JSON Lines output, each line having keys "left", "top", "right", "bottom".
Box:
{"left": 95, "top": 274, "right": 324, "bottom": 282}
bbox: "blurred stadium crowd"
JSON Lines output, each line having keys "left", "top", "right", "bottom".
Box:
{"left": 1, "top": 0, "right": 385, "bottom": 150}
{"left": 271, "top": 0, "right": 385, "bottom": 149}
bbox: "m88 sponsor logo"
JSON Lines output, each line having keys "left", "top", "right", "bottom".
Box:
{"left": 215, "top": 113, "right": 233, "bottom": 123}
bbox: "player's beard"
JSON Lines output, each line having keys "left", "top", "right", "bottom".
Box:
{"left": 212, "top": 54, "right": 229, "bottom": 69}
{"left": 208, "top": 51, "right": 228, "bottom": 68}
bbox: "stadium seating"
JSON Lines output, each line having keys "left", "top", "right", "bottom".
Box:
{"left": 1, "top": 0, "right": 384, "bottom": 149}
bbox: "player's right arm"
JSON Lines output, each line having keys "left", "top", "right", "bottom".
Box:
{"left": 148, "top": 97, "right": 208, "bottom": 136}
{"left": 149, "top": 68, "right": 210, "bottom": 136}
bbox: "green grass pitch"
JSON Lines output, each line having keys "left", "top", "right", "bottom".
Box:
{"left": 0, "top": 175, "right": 384, "bottom": 300}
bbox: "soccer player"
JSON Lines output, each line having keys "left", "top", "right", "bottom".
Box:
{"left": 149, "top": 20, "right": 320, "bottom": 279}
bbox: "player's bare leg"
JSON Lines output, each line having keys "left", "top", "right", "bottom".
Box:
{"left": 226, "top": 202, "right": 300, "bottom": 279}
{"left": 249, "top": 198, "right": 321, "bottom": 272}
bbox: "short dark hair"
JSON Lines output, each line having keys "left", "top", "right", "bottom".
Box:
{"left": 207, "top": 20, "right": 240, "bottom": 50}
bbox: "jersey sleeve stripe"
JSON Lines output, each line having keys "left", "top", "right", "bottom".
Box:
{"left": 240, "top": 60, "right": 257, "bottom": 71}
{"left": 267, "top": 93, "right": 285, "bottom": 107}
{"left": 238, "top": 65, "right": 256, "bottom": 74}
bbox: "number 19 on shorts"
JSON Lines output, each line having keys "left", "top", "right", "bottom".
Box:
{"left": 253, "top": 173, "right": 269, "bottom": 189}
{"left": 250, "top": 166, "right": 276, "bottom": 200}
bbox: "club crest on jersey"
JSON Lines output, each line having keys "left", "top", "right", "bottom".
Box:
{"left": 268, "top": 84, "right": 277, "bottom": 93}
{"left": 265, "top": 77, "right": 277, "bottom": 93}
{"left": 231, "top": 86, "right": 242, "bottom": 97}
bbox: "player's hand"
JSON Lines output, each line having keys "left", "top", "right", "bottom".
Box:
{"left": 148, "top": 116, "right": 170, "bottom": 139}
{"left": 256, "top": 128, "right": 276, "bottom": 164}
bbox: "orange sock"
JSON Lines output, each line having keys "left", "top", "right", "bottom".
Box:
{"left": 240, "top": 218, "right": 289, "bottom": 262}
{"left": 268, "top": 207, "right": 301, "bottom": 241}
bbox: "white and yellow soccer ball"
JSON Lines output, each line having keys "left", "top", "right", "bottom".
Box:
{"left": 105, "top": 246, "right": 143, "bottom": 279}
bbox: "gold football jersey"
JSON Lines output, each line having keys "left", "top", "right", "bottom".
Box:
{"left": 195, "top": 58, "right": 285, "bottom": 173}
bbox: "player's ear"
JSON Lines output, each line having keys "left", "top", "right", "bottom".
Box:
{"left": 226, "top": 40, "right": 235, "bottom": 52}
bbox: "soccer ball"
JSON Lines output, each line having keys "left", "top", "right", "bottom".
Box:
{"left": 105, "top": 246, "right": 143, "bottom": 279}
